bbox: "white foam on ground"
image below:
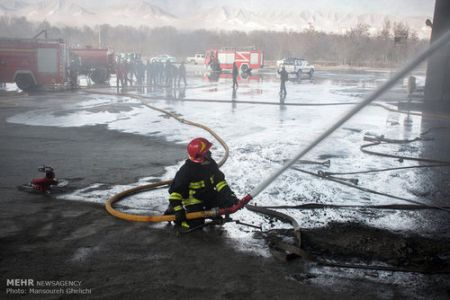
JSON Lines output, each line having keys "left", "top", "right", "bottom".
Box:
{"left": 8, "top": 72, "right": 438, "bottom": 252}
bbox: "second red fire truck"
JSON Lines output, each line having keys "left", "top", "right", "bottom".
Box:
{"left": 70, "top": 48, "right": 115, "bottom": 84}
{"left": 205, "top": 47, "right": 264, "bottom": 73}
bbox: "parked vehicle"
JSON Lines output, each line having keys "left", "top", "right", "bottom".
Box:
{"left": 69, "top": 48, "right": 115, "bottom": 84}
{"left": 277, "top": 57, "right": 315, "bottom": 78}
{"left": 118, "top": 52, "right": 140, "bottom": 62}
{"left": 205, "top": 47, "right": 264, "bottom": 73}
{"left": 150, "top": 54, "right": 176, "bottom": 63}
{"left": 0, "top": 37, "right": 70, "bottom": 91}
{"left": 186, "top": 53, "right": 205, "bottom": 65}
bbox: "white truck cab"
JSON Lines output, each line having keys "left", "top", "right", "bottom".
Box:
{"left": 186, "top": 53, "right": 205, "bottom": 65}
{"left": 277, "top": 57, "right": 315, "bottom": 78}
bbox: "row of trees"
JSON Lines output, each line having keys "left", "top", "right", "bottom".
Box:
{"left": 0, "top": 16, "right": 429, "bottom": 67}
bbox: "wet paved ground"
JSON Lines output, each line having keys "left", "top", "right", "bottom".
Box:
{"left": 1, "top": 67, "right": 449, "bottom": 299}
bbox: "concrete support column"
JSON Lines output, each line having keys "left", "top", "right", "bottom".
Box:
{"left": 424, "top": 0, "right": 450, "bottom": 105}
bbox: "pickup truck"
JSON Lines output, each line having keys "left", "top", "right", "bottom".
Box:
{"left": 276, "top": 57, "right": 315, "bottom": 78}
{"left": 186, "top": 53, "right": 205, "bottom": 65}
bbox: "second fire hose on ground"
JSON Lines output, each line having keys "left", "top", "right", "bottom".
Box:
{"left": 102, "top": 29, "right": 450, "bottom": 223}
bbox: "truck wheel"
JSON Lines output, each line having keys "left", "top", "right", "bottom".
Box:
{"left": 241, "top": 64, "right": 249, "bottom": 73}
{"left": 309, "top": 69, "right": 314, "bottom": 78}
{"left": 296, "top": 70, "right": 302, "bottom": 80}
{"left": 90, "top": 68, "right": 109, "bottom": 84}
{"left": 15, "top": 74, "right": 36, "bottom": 91}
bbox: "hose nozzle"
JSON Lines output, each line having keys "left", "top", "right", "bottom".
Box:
{"left": 219, "top": 194, "right": 253, "bottom": 215}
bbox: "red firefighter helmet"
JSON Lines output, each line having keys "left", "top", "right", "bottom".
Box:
{"left": 187, "top": 137, "right": 212, "bottom": 163}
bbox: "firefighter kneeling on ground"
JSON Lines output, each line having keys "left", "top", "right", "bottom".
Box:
{"left": 165, "top": 137, "right": 239, "bottom": 231}
{"left": 31, "top": 166, "right": 58, "bottom": 193}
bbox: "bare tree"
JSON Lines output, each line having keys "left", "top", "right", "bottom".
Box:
{"left": 0, "top": 16, "right": 429, "bottom": 67}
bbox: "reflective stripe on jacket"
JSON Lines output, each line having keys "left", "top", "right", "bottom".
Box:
{"left": 168, "top": 158, "right": 232, "bottom": 208}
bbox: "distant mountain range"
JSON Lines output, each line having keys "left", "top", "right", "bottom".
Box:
{"left": 0, "top": 0, "right": 432, "bottom": 39}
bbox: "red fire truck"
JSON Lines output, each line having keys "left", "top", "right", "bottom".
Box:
{"left": 205, "top": 47, "right": 264, "bottom": 73}
{"left": 0, "top": 37, "right": 69, "bottom": 91}
{"left": 69, "top": 48, "right": 115, "bottom": 84}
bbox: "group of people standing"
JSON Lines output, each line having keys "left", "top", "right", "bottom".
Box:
{"left": 114, "top": 58, "right": 288, "bottom": 100}
{"left": 116, "top": 59, "right": 186, "bottom": 89}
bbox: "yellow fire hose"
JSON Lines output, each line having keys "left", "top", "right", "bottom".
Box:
{"left": 86, "top": 91, "right": 230, "bottom": 222}
{"left": 94, "top": 28, "right": 450, "bottom": 223}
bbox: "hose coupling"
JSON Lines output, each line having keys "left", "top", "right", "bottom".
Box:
{"left": 211, "top": 207, "right": 220, "bottom": 217}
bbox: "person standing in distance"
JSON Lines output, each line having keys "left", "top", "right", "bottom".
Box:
{"left": 278, "top": 65, "right": 288, "bottom": 97}
{"left": 232, "top": 62, "right": 239, "bottom": 90}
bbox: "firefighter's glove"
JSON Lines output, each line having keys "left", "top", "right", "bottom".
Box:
{"left": 173, "top": 206, "right": 186, "bottom": 224}
{"left": 164, "top": 206, "right": 174, "bottom": 215}
{"left": 224, "top": 193, "right": 239, "bottom": 208}
{"left": 231, "top": 193, "right": 239, "bottom": 205}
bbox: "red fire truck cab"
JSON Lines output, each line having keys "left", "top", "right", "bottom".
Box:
{"left": 205, "top": 47, "right": 264, "bottom": 73}
{"left": 0, "top": 38, "right": 69, "bottom": 91}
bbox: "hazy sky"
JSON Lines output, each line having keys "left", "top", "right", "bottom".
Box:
{"left": 69, "top": 0, "right": 435, "bottom": 17}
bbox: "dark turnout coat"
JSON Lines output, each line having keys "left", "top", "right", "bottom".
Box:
{"left": 168, "top": 158, "right": 237, "bottom": 212}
